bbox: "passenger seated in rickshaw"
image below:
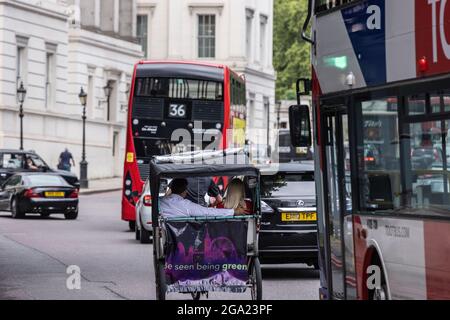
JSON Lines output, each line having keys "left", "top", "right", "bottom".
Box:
{"left": 216, "top": 178, "right": 253, "bottom": 214}
{"left": 160, "top": 178, "right": 247, "bottom": 219}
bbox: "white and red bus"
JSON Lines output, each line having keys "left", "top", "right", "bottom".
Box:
{"left": 290, "top": 0, "right": 450, "bottom": 299}
{"left": 122, "top": 61, "right": 246, "bottom": 230}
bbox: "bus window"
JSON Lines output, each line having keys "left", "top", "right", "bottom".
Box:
{"left": 407, "top": 120, "right": 450, "bottom": 213}
{"left": 135, "top": 78, "right": 223, "bottom": 101}
{"left": 407, "top": 94, "right": 427, "bottom": 116}
{"left": 315, "top": 0, "right": 358, "bottom": 14}
{"left": 358, "top": 98, "right": 401, "bottom": 211}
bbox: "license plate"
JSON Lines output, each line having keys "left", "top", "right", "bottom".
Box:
{"left": 282, "top": 212, "right": 317, "bottom": 222}
{"left": 296, "top": 147, "right": 308, "bottom": 154}
{"left": 45, "top": 192, "right": 65, "bottom": 198}
{"left": 279, "top": 146, "right": 291, "bottom": 153}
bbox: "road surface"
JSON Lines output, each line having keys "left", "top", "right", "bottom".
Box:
{"left": 0, "top": 191, "right": 319, "bottom": 300}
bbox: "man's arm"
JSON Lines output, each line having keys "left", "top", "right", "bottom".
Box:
{"left": 185, "top": 199, "right": 234, "bottom": 217}
{"left": 70, "top": 153, "right": 76, "bottom": 167}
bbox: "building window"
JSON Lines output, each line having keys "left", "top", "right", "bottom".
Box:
{"left": 248, "top": 93, "right": 255, "bottom": 129}
{"left": 88, "top": 73, "right": 95, "bottom": 117}
{"left": 198, "top": 15, "right": 216, "bottom": 58}
{"left": 45, "top": 52, "right": 55, "bottom": 108}
{"left": 137, "top": 15, "right": 148, "bottom": 57}
{"left": 260, "top": 15, "right": 268, "bottom": 66}
{"left": 246, "top": 9, "right": 254, "bottom": 61}
{"left": 16, "top": 47, "right": 26, "bottom": 88}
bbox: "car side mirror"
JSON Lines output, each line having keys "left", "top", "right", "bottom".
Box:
{"left": 289, "top": 105, "right": 312, "bottom": 148}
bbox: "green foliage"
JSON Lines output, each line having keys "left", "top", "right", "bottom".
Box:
{"left": 274, "top": 0, "right": 311, "bottom": 100}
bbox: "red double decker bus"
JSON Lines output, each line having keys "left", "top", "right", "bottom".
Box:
{"left": 289, "top": 0, "right": 450, "bottom": 299}
{"left": 122, "top": 61, "right": 246, "bottom": 230}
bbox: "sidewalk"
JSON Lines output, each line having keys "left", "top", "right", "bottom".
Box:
{"left": 79, "top": 177, "right": 122, "bottom": 195}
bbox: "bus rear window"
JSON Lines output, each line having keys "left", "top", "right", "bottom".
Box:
{"left": 135, "top": 78, "right": 223, "bottom": 101}
{"left": 315, "top": 0, "right": 359, "bottom": 14}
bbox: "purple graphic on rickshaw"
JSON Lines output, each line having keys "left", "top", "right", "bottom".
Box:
{"left": 165, "top": 220, "right": 249, "bottom": 293}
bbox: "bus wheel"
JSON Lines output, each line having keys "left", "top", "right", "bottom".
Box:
{"left": 373, "top": 285, "right": 388, "bottom": 300}
{"left": 129, "top": 221, "right": 136, "bottom": 231}
{"left": 369, "top": 255, "right": 389, "bottom": 300}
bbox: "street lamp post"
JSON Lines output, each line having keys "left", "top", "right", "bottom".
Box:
{"left": 104, "top": 81, "right": 112, "bottom": 122}
{"left": 78, "top": 87, "right": 89, "bottom": 189}
{"left": 16, "top": 82, "right": 27, "bottom": 150}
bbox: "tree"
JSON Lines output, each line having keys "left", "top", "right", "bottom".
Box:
{"left": 274, "top": 0, "right": 311, "bottom": 100}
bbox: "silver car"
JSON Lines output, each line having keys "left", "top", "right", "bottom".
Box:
{"left": 135, "top": 178, "right": 169, "bottom": 244}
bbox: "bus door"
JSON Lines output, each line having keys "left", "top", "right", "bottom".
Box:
{"left": 322, "top": 105, "right": 356, "bottom": 299}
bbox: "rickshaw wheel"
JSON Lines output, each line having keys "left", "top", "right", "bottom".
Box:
{"left": 154, "top": 256, "right": 166, "bottom": 301}
{"left": 250, "top": 257, "right": 262, "bottom": 300}
{"left": 191, "top": 292, "right": 201, "bottom": 300}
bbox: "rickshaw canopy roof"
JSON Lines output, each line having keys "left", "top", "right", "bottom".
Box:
{"left": 150, "top": 162, "right": 260, "bottom": 179}
{"left": 149, "top": 149, "right": 260, "bottom": 179}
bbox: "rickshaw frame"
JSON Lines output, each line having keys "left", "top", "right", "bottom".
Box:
{"left": 149, "top": 150, "right": 263, "bottom": 300}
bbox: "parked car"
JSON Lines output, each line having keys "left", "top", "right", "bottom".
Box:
{"left": 0, "top": 173, "right": 79, "bottom": 219}
{"left": 0, "top": 149, "right": 79, "bottom": 188}
{"left": 258, "top": 162, "right": 318, "bottom": 267}
{"left": 134, "top": 178, "right": 170, "bottom": 244}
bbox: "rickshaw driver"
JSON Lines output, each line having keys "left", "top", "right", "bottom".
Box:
{"left": 160, "top": 178, "right": 247, "bottom": 219}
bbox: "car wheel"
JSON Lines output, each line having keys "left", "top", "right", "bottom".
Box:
{"left": 11, "top": 198, "right": 24, "bottom": 219}
{"left": 135, "top": 223, "right": 141, "bottom": 241}
{"left": 64, "top": 208, "right": 78, "bottom": 220}
{"left": 140, "top": 226, "right": 152, "bottom": 244}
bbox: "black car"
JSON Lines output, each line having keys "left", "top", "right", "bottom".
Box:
{"left": 275, "top": 129, "right": 313, "bottom": 163}
{"left": 0, "top": 173, "right": 79, "bottom": 219}
{"left": 0, "top": 149, "right": 79, "bottom": 188}
{"left": 258, "top": 162, "right": 318, "bottom": 267}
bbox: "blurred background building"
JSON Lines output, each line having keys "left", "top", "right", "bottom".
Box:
{"left": 0, "top": 0, "right": 276, "bottom": 180}
{"left": 0, "top": 0, "right": 142, "bottom": 179}
{"left": 136, "top": 0, "right": 276, "bottom": 147}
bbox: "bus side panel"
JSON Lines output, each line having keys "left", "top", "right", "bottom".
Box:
{"left": 354, "top": 215, "right": 427, "bottom": 299}
{"left": 424, "top": 221, "right": 450, "bottom": 299}
{"left": 312, "top": 66, "right": 330, "bottom": 299}
{"left": 122, "top": 63, "right": 144, "bottom": 222}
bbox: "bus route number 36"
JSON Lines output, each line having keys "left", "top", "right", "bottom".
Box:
{"left": 169, "top": 104, "right": 187, "bottom": 118}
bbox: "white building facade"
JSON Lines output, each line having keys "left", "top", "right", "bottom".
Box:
{"left": 0, "top": 0, "right": 142, "bottom": 179}
{"left": 136, "top": 0, "right": 276, "bottom": 146}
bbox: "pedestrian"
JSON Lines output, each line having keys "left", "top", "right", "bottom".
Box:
{"left": 58, "top": 148, "right": 75, "bottom": 172}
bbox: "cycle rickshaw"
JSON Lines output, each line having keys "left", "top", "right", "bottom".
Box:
{"left": 150, "top": 150, "right": 263, "bottom": 300}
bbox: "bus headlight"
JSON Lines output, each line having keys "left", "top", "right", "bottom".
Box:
{"left": 125, "top": 180, "right": 132, "bottom": 186}
{"left": 216, "top": 123, "right": 222, "bottom": 130}
{"left": 133, "top": 119, "right": 139, "bottom": 125}
{"left": 125, "top": 190, "right": 131, "bottom": 196}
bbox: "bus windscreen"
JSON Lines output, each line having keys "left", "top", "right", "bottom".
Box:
{"left": 134, "top": 78, "right": 223, "bottom": 101}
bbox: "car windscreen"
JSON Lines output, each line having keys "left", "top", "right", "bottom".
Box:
{"left": 0, "top": 153, "right": 25, "bottom": 169}
{"left": 26, "top": 175, "right": 66, "bottom": 186}
{"left": 261, "top": 172, "right": 315, "bottom": 197}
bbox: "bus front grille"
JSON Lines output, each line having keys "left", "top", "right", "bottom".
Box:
{"left": 132, "top": 97, "right": 164, "bottom": 119}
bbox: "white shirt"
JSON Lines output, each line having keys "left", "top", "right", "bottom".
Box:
{"left": 159, "top": 194, "right": 234, "bottom": 219}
